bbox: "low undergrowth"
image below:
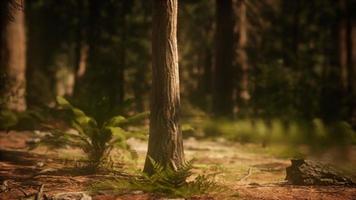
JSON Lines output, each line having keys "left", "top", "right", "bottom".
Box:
{"left": 31, "top": 96, "right": 148, "bottom": 172}
{"left": 91, "top": 158, "right": 232, "bottom": 199}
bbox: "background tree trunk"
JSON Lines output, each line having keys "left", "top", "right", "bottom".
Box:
{"left": 339, "top": 0, "right": 354, "bottom": 123}
{"left": 0, "top": 0, "right": 26, "bottom": 111}
{"left": 117, "top": 0, "right": 128, "bottom": 105}
{"left": 233, "top": 0, "right": 250, "bottom": 115}
{"left": 338, "top": 0, "right": 350, "bottom": 93}
{"left": 212, "top": 0, "right": 234, "bottom": 117}
{"left": 350, "top": 0, "right": 356, "bottom": 128}
{"left": 144, "top": 0, "right": 184, "bottom": 175}
{"left": 73, "top": 0, "right": 88, "bottom": 97}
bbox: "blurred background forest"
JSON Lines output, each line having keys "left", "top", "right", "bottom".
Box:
{"left": 1, "top": 0, "right": 356, "bottom": 149}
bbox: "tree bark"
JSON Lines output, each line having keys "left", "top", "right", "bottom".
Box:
{"left": 144, "top": 0, "right": 184, "bottom": 175}
{"left": 212, "top": 0, "right": 234, "bottom": 117}
{"left": 0, "top": 0, "right": 26, "bottom": 111}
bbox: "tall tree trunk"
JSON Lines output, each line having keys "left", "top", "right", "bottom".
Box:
{"left": 339, "top": 0, "right": 354, "bottom": 122}
{"left": 0, "top": 0, "right": 26, "bottom": 111}
{"left": 73, "top": 38, "right": 89, "bottom": 96}
{"left": 78, "top": 0, "right": 126, "bottom": 111}
{"left": 144, "top": 0, "right": 184, "bottom": 175}
{"left": 198, "top": 47, "right": 212, "bottom": 110}
{"left": 26, "top": 1, "right": 55, "bottom": 107}
{"left": 212, "top": 0, "right": 234, "bottom": 117}
{"left": 349, "top": 0, "right": 356, "bottom": 128}
{"left": 117, "top": 1, "right": 127, "bottom": 105}
{"left": 73, "top": 0, "right": 89, "bottom": 97}
{"left": 233, "top": 0, "right": 250, "bottom": 114}
{"left": 339, "top": 0, "right": 350, "bottom": 92}
{"left": 281, "top": 0, "right": 300, "bottom": 67}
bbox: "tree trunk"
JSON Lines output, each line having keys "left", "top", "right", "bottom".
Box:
{"left": 350, "top": 0, "right": 356, "bottom": 128}
{"left": 339, "top": 0, "right": 354, "bottom": 123}
{"left": 73, "top": 0, "right": 89, "bottom": 97}
{"left": 212, "top": 0, "right": 234, "bottom": 117}
{"left": 339, "top": 0, "right": 350, "bottom": 92}
{"left": 233, "top": 0, "right": 250, "bottom": 114}
{"left": 144, "top": 0, "right": 184, "bottom": 175}
{"left": 0, "top": 0, "right": 26, "bottom": 111}
{"left": 117, "top": 1, "right": 127, "bottom": 105}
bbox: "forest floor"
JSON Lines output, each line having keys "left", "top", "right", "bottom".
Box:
{"left": 0, "top": 131, "right": 356, "bottom": 200}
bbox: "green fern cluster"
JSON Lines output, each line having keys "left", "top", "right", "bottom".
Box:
{"left": 92, "top": 159, "right": 226, "bottom": 198}
{"left": 146, "top": 157, "right": 193, "bottom": 188}
{"left": 33, "top": 96, "right": 148, "bottom": 171}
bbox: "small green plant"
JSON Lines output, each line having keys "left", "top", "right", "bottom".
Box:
{"left": 0, "top": 109, "right": 43, "bottom": 130}
{"left": 34, "top": 96, "right": 148, "bottom": 171}
{"left": 92, "top": 158, "right": 227, "bottom": 198}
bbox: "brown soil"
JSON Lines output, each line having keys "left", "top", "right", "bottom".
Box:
{"left": 0, "top": 131, "right": 355, "bottom": 200}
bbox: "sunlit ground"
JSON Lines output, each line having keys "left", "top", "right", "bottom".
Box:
{"left": 1, "top": 129, "right": 355, "bottom": 200}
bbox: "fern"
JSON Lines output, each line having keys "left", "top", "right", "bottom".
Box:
{"left": 92, "top": 158, "right": 227, "bottom": 198}
{"left": 32, "top": 96, "right": 148, "bottom": 171}
{"left": 147, "top": 157, "right": 193, "bottom": 188}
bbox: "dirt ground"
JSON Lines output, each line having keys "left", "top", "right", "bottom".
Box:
{"left": 0, "top": 131, "right": 355, "bottom": 200}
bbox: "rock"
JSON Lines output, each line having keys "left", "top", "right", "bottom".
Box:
{"left": 36, "top": 162, "right": 45, "bottom": 168}
{"left": 52, "top": 192, "right": 91, "bottom": 200}
{"left": 25, "top": 138, "right": 41, "bottom": 146}
{"left": 0, "top": 180, "right": 9, "bottom": 192}
{"left": 286, "top": 159, "right": 355, "bottom": 185}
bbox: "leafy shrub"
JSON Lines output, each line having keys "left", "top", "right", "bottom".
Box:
{"left": 92, "top": 158, "right": 226, "bottom": 198}
{"left": 0, "top": 110, "right": 17, "bottom": 130}
{"left": 0, "top": 109, "right": 43, "bottom": 130}
{"left": 34, "top": 96, "right": 148, "bottom": 171}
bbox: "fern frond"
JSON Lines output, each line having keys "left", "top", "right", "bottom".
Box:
{"left": 91, "top": 158, "right": 226, "bottom": 198}
{"left": 32, "top": 96, "right": 148, "bottom": 172}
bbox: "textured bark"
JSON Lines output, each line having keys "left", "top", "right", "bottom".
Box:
{"left": 0, "top": 0, "right": 26, "bottom": 111}
{"left": 212, "top": 0, "right": 234, "bottom": 117}
{"left": 144, "top": 0, "right": 184, "bottom": 175}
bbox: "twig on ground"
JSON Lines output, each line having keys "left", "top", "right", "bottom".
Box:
{"left": 35, "top": 184, "right": 44, "bottom": 200}
{"left": 238, "top": 168, "right": 252, "bottom": 182}
{"left": 15, "top": 187, "right": 28, "bottom": 196}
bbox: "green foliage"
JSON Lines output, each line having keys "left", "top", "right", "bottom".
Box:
{"left": 203, "top": 118, "right": 356, "bottom": 147}
{"left": 0, "top": 110, "right": 17, "bottom": 130}
{"left": 0, "top": 109, "right": 44, "bottom": 130}
{"left": 92, "top": 158, "right": 226, "bottom": 198}
{"left": 34, "top": 96, "right": 148, "bottom": 171}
